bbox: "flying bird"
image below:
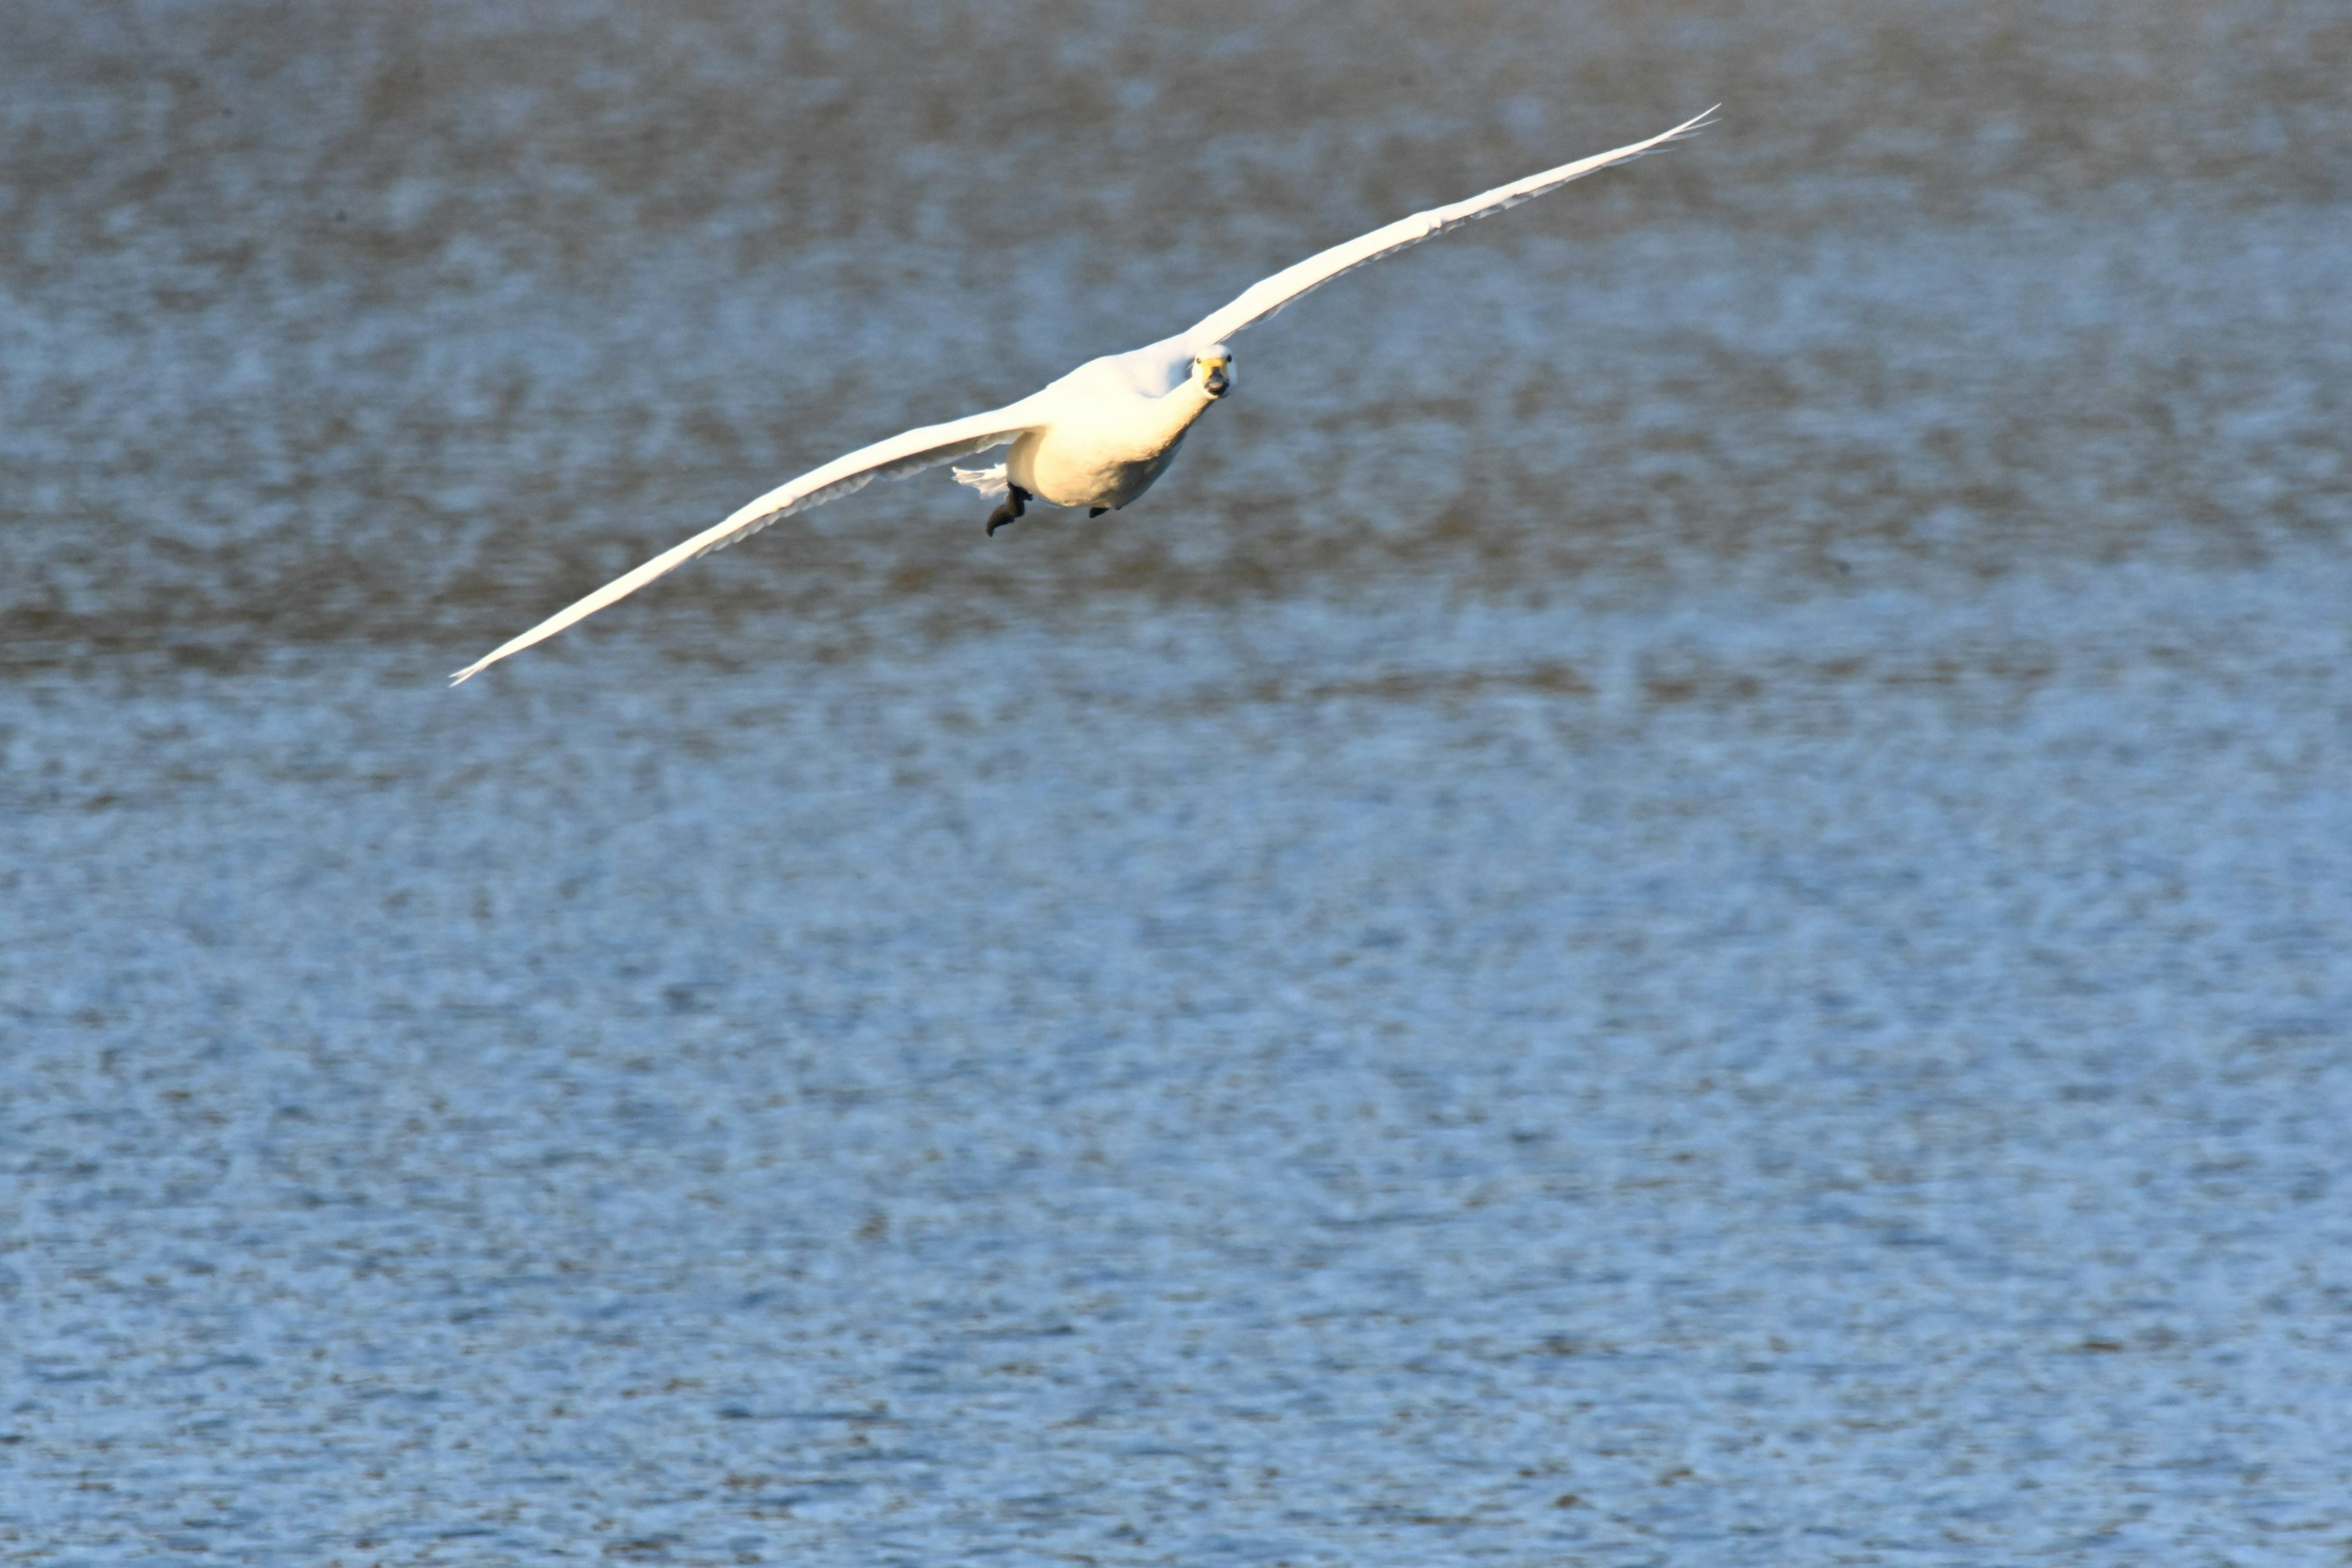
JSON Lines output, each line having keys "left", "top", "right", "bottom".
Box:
{"left": 451, "top": 108, "right": 1716, "bottom": 684}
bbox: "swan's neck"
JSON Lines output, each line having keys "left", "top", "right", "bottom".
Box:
{"left": 1150, "top": 380, "right": 1219, "bottom": 448}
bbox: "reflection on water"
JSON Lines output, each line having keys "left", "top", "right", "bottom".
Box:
{"left": 4, "top": 1, "right": 2350, "bottom": 1562}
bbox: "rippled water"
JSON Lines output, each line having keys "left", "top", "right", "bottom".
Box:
{"left": 6, "top": 2, "right": 2350, "bottom": 1563}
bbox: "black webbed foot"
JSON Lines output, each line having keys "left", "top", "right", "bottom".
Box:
{"left": 1089, "top": 507, "right": 1109, "bottom": 518}
{"left": 984, "top": 484, "right": 1031, "bottom": 537}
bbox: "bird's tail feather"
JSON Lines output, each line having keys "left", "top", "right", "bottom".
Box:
{"left": 952, "top": 463, "right": 1009, "bottom": 499}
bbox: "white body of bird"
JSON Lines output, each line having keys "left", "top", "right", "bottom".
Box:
{"left": 1003, "top": 337, "right": 1221, "bottom": 510}
{"left": 451, "top": 108, "right": 1715, "bottom": 685}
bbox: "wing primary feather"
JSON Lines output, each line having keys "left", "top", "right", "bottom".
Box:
{"left": 1185, "top": 107, "right": 1718, "bottom": 349}
{"left": 449, "top": 407, "right": 1035, "bottom": 684}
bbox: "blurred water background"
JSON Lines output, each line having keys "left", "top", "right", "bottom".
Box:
{"left": 5, "top": 1, "right": 2351, "bottom": 1562}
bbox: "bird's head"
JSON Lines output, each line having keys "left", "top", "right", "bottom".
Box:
{"left": 1194, "top": 347, "right": 1234, "bottom": 399}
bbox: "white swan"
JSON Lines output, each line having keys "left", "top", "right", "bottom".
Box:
{"left": 451, "top": 108, "right": 1716, "bottom": 684}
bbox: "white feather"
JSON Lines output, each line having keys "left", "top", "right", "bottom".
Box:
{"left": 1183, "top": 107, "right": 1716, "bottom": 349}
{"left": 952, "top": 463, "right": 1010, "bottom": 499}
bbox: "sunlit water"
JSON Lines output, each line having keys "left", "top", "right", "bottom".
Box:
{"left": 6, "top": 2, "right": 2350, "bottom": 1563}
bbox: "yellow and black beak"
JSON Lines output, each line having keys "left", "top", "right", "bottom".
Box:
{"left": 1201, "top": 356, "right": 1231, "bottom": 398}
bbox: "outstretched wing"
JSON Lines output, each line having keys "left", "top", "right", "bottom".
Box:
{"left": 450, "top": 401, "right": 1042, "bottom": 684}
{"left": 1182, "top": 108, "right": 1716, "bottom": 350}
